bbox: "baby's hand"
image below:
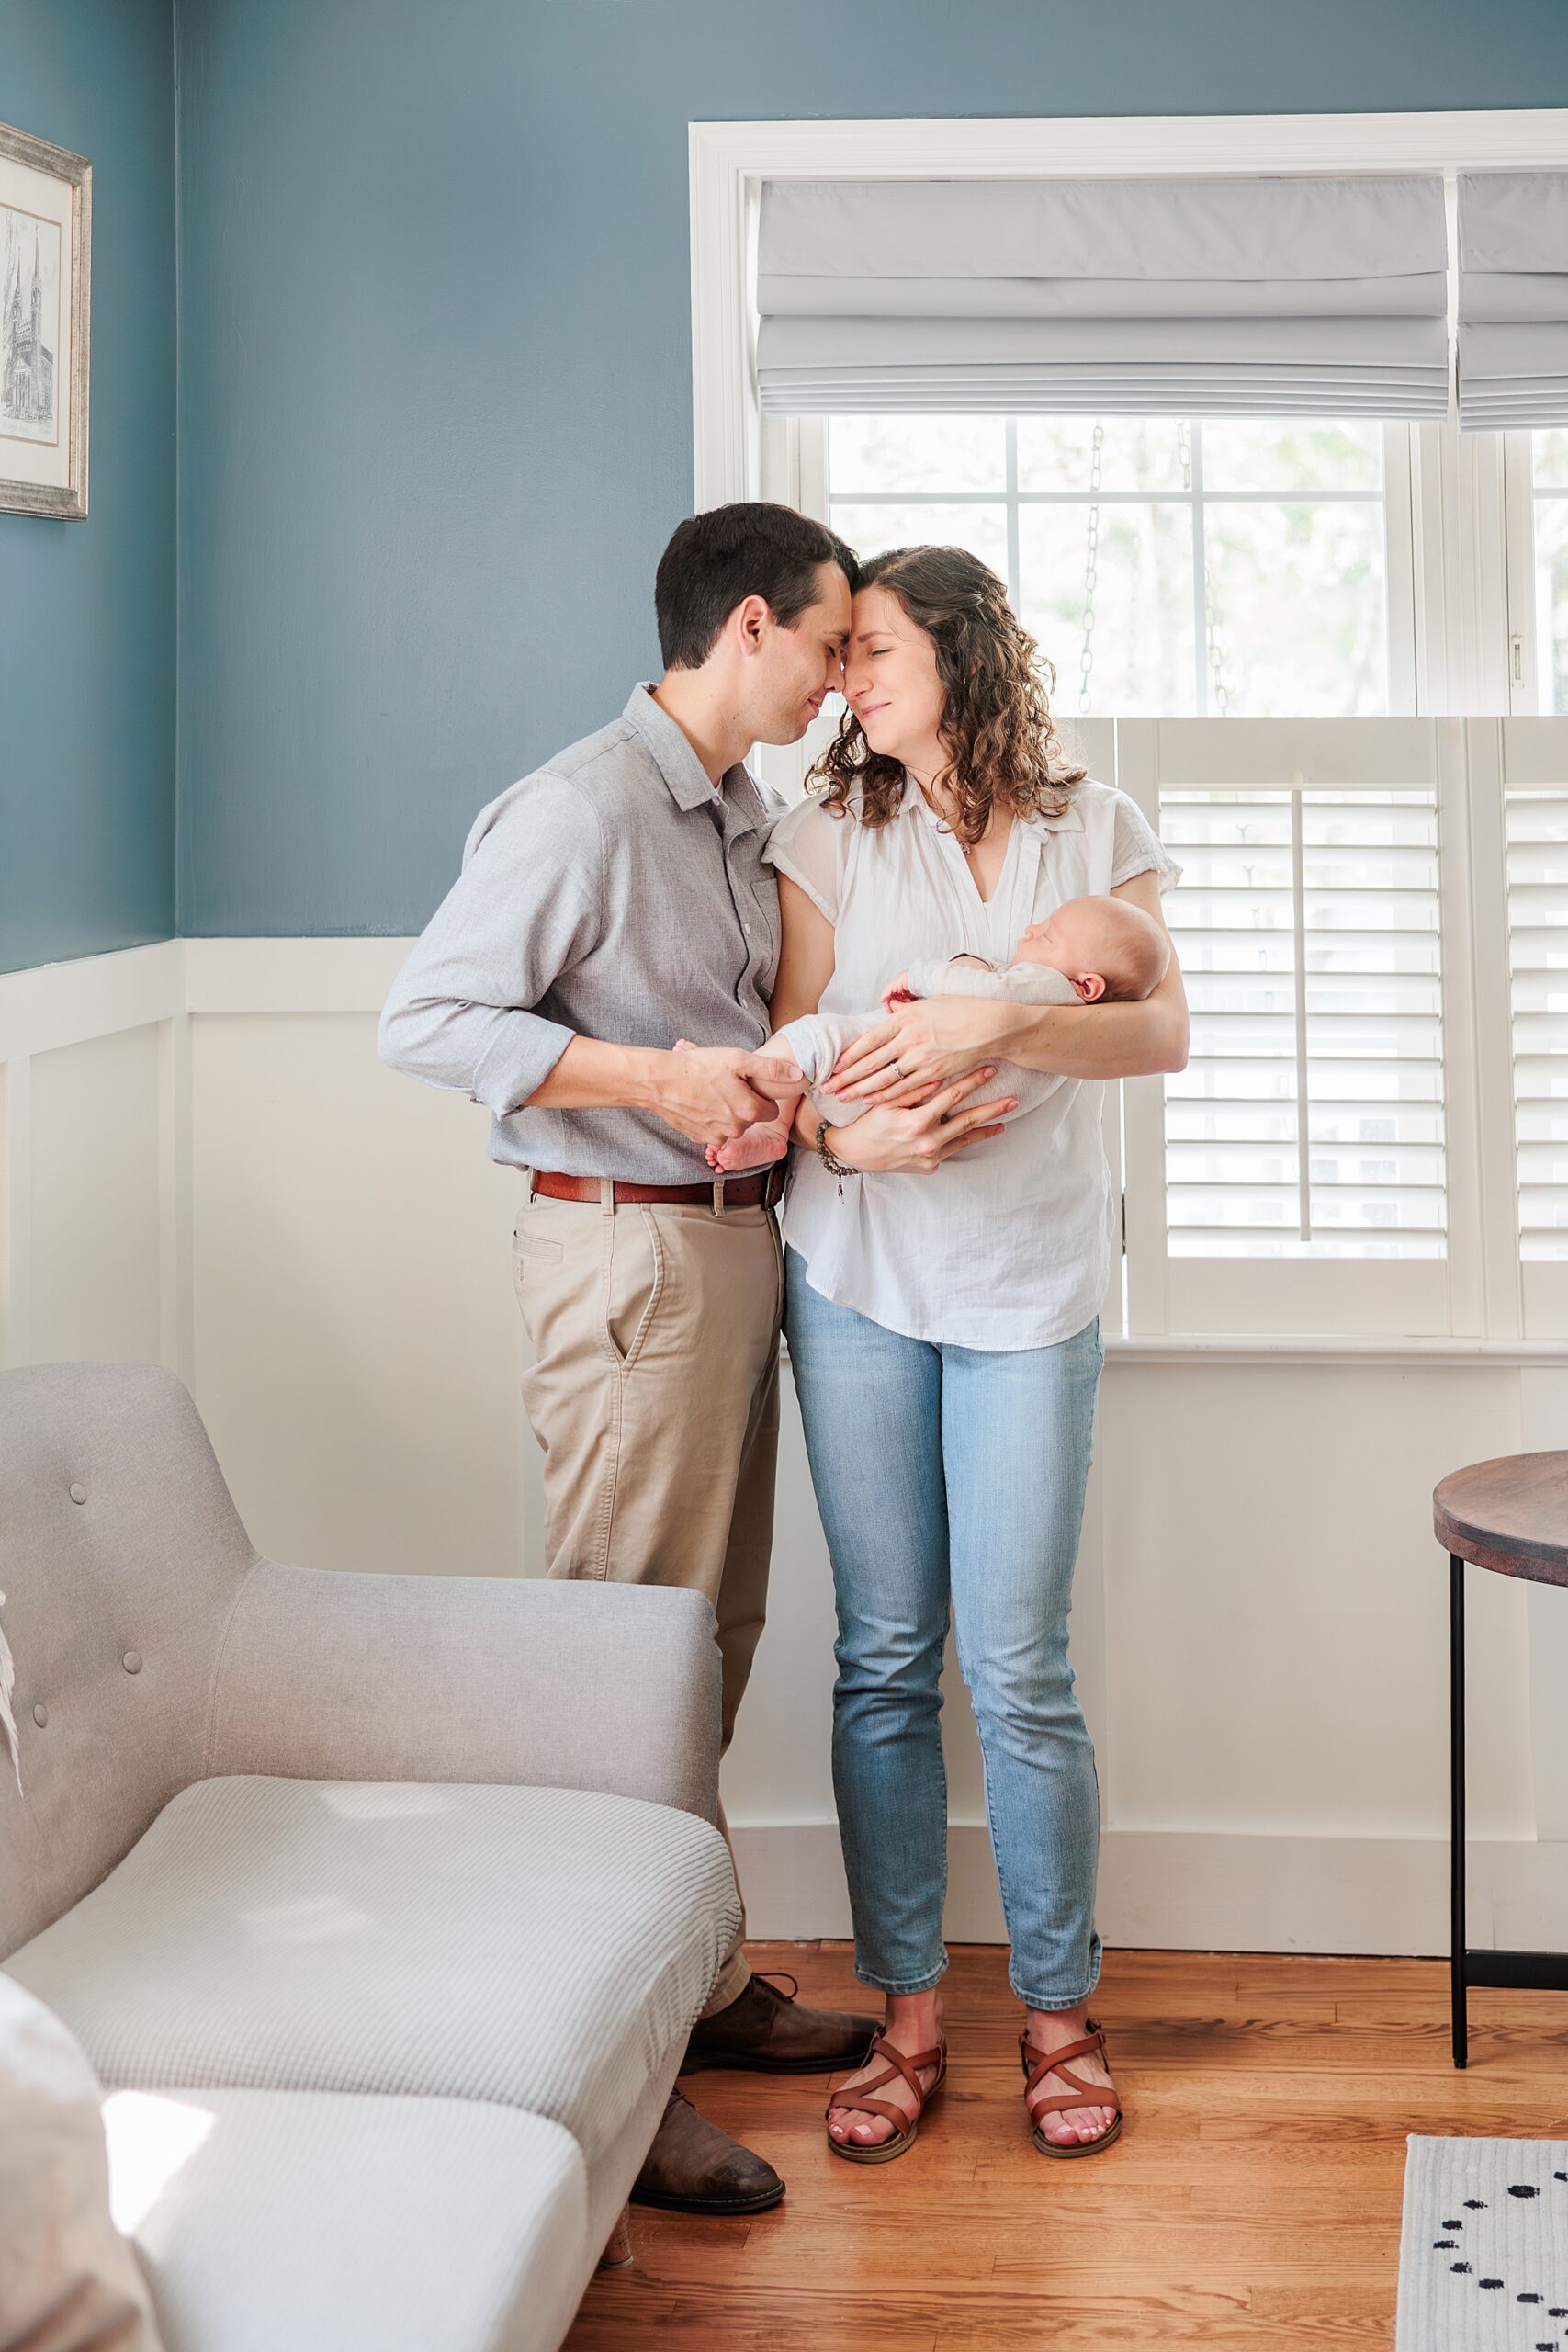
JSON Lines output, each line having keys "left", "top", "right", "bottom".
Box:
{"left": 880, "top": 970, "right": 917, "bottom": 1009}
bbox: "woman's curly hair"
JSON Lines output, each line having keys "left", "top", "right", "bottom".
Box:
{"left": 808, "top": 545, "right": 1085, "bottom": 842}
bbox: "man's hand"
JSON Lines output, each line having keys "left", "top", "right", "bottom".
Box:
{"left": 649, "top": 1044, "right": 804, "bottom": 1152}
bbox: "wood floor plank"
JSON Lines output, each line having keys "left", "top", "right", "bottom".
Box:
{"left": 564, "top": 1942, "right": 1568, "bottom": 2352}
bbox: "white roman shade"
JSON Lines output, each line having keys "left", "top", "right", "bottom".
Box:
{"left": 756, "top": 175, "right": 1450, "bottom": 419}
{"left": 1457, "top": 173, "right": 1568, "bottom": 430}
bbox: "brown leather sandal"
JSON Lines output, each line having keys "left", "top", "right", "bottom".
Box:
{"left": 1020, "top": 2019, "right": 1122, "bottom": 2158}
{"left": 825, "top": 2029, "right": 948, "bottom": 2165}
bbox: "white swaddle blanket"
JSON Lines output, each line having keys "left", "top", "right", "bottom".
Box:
{"left": 778, "top": 956, "right": 1077, "bottom": 1125}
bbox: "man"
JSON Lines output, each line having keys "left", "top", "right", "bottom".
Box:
{"left": 378, "top": 503, "right": 874, "bottom": 2214}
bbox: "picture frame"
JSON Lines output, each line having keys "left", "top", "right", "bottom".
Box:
{"left": 0, "top": 120, "right": 91, "bottom": 520}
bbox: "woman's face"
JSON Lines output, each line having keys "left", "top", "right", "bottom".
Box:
{"left": 842, "top": 584, "right": 946, "bottom": 765}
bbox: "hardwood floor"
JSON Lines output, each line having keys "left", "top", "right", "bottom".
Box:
{"left": 566, "top": 1940, "right": 1568, "bottom": 2351}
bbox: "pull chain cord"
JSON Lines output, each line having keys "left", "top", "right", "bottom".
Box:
{"left": 1178, "top": 419, "right": 1231, "bottom": 717}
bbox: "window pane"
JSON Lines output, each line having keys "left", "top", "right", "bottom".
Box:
{"left": 830, "top": 501, "right": 1008, "bottom": 577}
{"left": 1533, "top": 429, "right": 1568, "bottom": 490}
{"left": 1534, "top": 497, "right": 1568, "bottom": 716}
{"left": 828, "top": 415, "right": 1005, "bottom": 494}
{"left": 1016, "top": 417, "right": 1186, "bottom": 492}
{"left": 1203, "top": 503, "right": 1387, "bottom": 717}
{"left": 1018, "top": 503, "right": 1195, "bottom": 716}
{"left": 1201, "top": 421, "right": 1382, "bottom": 494}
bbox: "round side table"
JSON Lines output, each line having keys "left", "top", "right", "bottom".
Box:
{"left": 1435, "top": 1450, "right": 1568, "bottom": 2068}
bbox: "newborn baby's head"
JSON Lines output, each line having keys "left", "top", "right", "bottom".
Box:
{"left": 1015, "top": 894, "right": 1170, "bottom": 1004}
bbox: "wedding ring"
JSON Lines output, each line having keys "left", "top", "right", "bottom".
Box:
{"left": 889, "top": 1062, "right": 903, "bottom": 1081}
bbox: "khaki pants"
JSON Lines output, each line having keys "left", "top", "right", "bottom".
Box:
{"left": 512, "top": 1185, "right": 784, "bottom": 2015}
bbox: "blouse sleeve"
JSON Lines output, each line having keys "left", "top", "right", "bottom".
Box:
{"left": 1110, "top": 792, "right": 1183, "bottom": 895}
{"left": 762, "top": 795, "right": 851, "bottom": 925}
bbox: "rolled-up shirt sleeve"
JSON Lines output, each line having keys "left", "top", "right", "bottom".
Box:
{"left": 378, "top": 773, "right": 604, "bottom": 1118}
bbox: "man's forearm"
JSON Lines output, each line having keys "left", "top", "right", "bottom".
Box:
{"left": 525, "top": 1034, "right": 663, "bottom": 1112}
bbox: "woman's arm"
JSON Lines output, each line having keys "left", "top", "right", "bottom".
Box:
{"left": 771, "top": 874, "right": 1017, "bottom": 1172}
{"left": 825, "top": 868, "right": 1189, "bottom": 1107}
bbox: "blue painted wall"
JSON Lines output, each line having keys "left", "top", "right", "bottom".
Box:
{"left": 21, "top": 0, "right": 1568, "bottom": 943}
{"left": 0, "top": 0, "right": 176, "bottom": 974}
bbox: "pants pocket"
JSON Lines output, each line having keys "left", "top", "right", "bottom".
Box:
{"left": 513, "top": 1227, "right": 565, "bottom": 1266}
{"left": 601, "top": 1204, "right": 665, "bottom": 1370}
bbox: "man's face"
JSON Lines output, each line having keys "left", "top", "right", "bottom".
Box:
{"left": 747, "top": 562, "right": 852, "bottom": 746}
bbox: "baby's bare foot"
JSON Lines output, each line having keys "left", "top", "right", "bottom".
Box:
{"left": 710, "top": 1127, "right": 787, "bottom": 1174}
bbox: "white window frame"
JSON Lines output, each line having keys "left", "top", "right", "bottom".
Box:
{"left": 689, "top": 111, "right": 1568, "bottom": 1351}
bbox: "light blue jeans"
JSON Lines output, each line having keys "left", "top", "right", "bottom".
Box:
{"left": 784, "top": 1247, "right": 1104, "bottom": 2011}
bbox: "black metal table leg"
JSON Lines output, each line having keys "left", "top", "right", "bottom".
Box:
{"left": 1450, "top": 1552, "right": 1467, "bottom": 2069}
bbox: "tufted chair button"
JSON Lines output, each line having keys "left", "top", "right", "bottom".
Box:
{"left": 122, "top": 1650, "right": 142, "bottom": 1675}
{"left": 32, "top": 1702, "right": 48, "bottom": 1728}
{"left": 69, "top": 1483, "right": 86, "bottom": 1504}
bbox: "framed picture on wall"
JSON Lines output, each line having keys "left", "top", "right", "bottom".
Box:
{"left": 0, "top": 121, "right": 90, "bottom": 520}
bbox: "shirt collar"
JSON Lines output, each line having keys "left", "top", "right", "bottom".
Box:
{"left": 624, "top": 684, "right": 753, "bottom": 816}
{"left": 897, "top": 772, "right": 1083, "bottom": 833}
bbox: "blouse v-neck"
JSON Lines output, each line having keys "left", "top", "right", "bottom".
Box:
{"left": 910, "top": 779, "right": 1013, "bottom": 908}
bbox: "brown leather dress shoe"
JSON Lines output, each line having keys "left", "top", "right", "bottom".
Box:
{"left": 629, "top": 2089, "right": 784, "bottom": 2215}
{"left": 682, "top": 1971, "right": 878, "bottom": 2075}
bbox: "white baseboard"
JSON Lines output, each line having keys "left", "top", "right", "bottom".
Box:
{"left": 732, "top": 1821, "right": 1568, "bottom": 1959}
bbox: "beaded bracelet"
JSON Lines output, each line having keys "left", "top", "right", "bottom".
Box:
{"left": 815, "top": 1119, "right": 853, "bottom": 1200}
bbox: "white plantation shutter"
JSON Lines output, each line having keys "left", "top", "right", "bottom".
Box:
{"left": 1506, "top": 783, "right": 1568, "bottom": 1258}
{"left": 1111, "top": 718, "right": 1459, "bottom": 1340}
{"left": 1162, "top": 783, "right": 1445, "bottom": 1258}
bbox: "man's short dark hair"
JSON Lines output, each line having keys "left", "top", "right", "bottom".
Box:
{"left": 656, "top": 503, "right": 859, "bottom": 671}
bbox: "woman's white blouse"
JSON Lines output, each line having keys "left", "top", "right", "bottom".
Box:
{"left": 763, "top": 775, "right": 1180, "bottom": 1351}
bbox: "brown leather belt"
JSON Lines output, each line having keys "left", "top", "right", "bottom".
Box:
{"left": 529, "top": 1164, "right": 786, "bottom": 1212}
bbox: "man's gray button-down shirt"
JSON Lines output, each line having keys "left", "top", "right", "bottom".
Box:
{"left": 378, "top": 685, "right": 786, "bottom": 1183}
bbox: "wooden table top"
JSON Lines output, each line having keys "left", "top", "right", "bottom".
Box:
{"left": 1434, "top": 1450, "right": 1568, "bottom": 1585}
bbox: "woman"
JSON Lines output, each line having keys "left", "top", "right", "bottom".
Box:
{"left": 762, "top": 546, "right": 1186, "bottom": 2164}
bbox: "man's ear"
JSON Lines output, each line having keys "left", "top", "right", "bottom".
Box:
{"left": 1074, "top": 972, "right": 1107, "bottom": 1003}
{"left": 733, "top": 594, "right": 772, "bottom": 657}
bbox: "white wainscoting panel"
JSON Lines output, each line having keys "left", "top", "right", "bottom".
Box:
{"left": 2, "top": 937, "right": 1562, "bottom": 1958}
{"left": 1100, "top": 1360, "right": 1530, "bottom": 1842}
{"left": 28, "top": 1023, "right": 164, "bottom": 1366}
{"left": 189, "top": 1007, "right": 528, "bottom": 1581}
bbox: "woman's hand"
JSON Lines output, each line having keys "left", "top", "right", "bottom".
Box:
{"left": 826, "top": 1065, "right": 1018, "bottom": 1175}
{"left": 827, "top": 997, "right": 1021, "bottom": 1111}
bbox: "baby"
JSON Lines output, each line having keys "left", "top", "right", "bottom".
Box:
{"left": 698, "top": 892, "right": 1170, "bottom": 1173}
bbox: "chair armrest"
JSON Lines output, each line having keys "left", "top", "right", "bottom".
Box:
{"left": 205, "top": 1563, "right": 722, "bottom": 1822}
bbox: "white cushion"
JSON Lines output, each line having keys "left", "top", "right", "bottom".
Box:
{"left": 0, "top": 1973, "right": 164, "bottom": 2352}
{"left": 8, "top": 1775, "right": 737, "bottom": 2167}
{"left": 109, "top": 2086, "right": 586, "bottom": 2352}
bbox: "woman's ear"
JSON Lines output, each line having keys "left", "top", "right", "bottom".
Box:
{"left": 1074, "top": 972, "right": 1107, "bottom": 1004}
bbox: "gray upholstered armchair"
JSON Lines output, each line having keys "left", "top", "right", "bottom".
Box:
{"left": 0, "top": 1361, "right": 738, "bottom": 2352}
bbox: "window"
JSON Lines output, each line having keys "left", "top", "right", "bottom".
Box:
{"left": 826, "top": 413, "right": 1411, "bottom": 718}
{"left": 704, "top": 114, "right": 1568, "bottom": 1344}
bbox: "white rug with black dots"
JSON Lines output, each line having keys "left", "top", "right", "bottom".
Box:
{"left": 1399, "top": 2138, "right": 1568, "bottom": 2350}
